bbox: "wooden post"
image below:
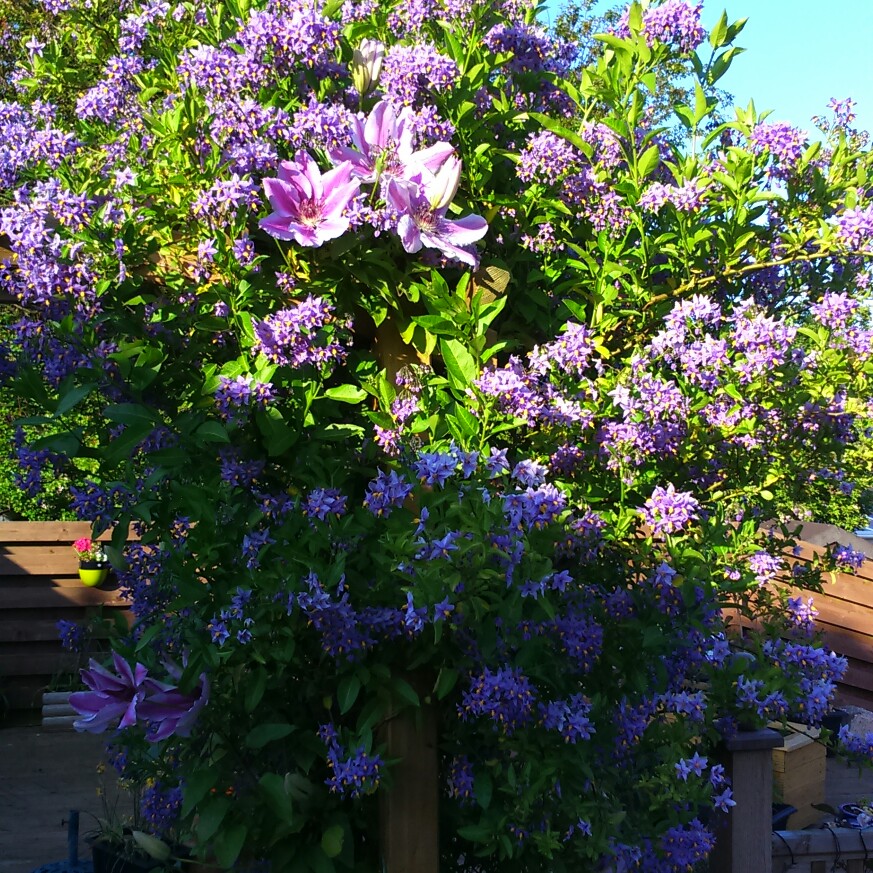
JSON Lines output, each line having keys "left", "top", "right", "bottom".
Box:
{"left": 711, "top": 727, "right": 782, "bottom": 873}
{"left": 379, "top": 684, "right": 440, "bottom": 873}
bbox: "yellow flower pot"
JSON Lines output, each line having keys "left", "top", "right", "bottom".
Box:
{"left": 78, "top": 565, "right": 109, "bottom": 587}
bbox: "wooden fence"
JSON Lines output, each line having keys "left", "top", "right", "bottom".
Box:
{"left": 787, "top": 527, "right": 873, "bottom": 709}
{"left": 0, "top": 521, "right": 131, "bottom": 712}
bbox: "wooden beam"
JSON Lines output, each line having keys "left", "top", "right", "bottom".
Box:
{"left": 773, "top": 827, "right": 873, "bottom": 865}
{"left": 711, "top": 728, "right": 782, "bottom": 873}
{"left": 379, "top": 678, "right": 439, "bottom": 873}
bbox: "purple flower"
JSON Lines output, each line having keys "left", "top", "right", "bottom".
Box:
{"left": 139, "top": 672, "right": 209, "bottom": 742}
{"left": 386, "top": 172, "right": 488, "bottom": 267}
{"left": 260, "top": 152, "right": 360, "bottom": 246}
{"left": 640, "top": 483, "right": 699, "bottom": 536}
{"left": 328, "top": 100, "right": 453, "bottom": 185}
{"left": 71, "top": 653, "right": 209, "bottom": 742}
{"left": 70, "top": 652, "right": 149, "bottom": 733}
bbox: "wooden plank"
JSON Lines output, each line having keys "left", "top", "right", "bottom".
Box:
{"left": 841, "top": 659, "right": 873, "bottom": 694}
{"left": 813, "top": 623, "right": 873, "bottom": 664}
{"left": 0, "top": 586, "right": 129, "bottom": 608}
{"left": 773, "top": 828, "right": 873, "bottom": 862}
{"left": 835, "top": 686, "right": 873, "bottom": 709}
{"left": 0, "top": 547, "right": 84, "bottom": 575}
{"left": 800, "top": 596, "right": 873, "bottom": 639}
{"left": 0, "top": 574, "right": 111, "bottom": 589}
{"left": 0, "top": 651, "right": 79, "bottom": 676}
{"left": 0, "top": 618, "right": 79, "bottom": 643}
{"left": 0, "top": 521, "right": 98, "bottom": 543}
{"left": 0, "top": 617, "right": 119, "bottom": 643}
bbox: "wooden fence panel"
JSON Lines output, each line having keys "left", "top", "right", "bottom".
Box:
{"left": 0, "top": 521, "right": 132, "bottom": 713}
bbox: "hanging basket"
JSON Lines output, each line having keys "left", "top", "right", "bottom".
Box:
{"left": 78, "top": 562, "right": 109, "bottom": 587}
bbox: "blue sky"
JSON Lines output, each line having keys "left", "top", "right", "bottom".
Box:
{"left": 542, "top": 0, "right": 873, "bottom": 137}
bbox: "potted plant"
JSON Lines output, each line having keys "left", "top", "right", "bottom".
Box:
{"left": 86, "top": 757, "right": 188, "bottom": 873}
{"left": 73, "top": 537, "right": 110, "bottom": 587}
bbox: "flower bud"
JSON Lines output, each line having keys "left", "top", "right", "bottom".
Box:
{"left": 352, "top": 39, "right": 385, "bottom": 97}
{"left": 427, "top": 154, "right": 461, "bottom": 210}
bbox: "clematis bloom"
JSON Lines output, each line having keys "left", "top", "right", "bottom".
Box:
{"left": 260, "top": 152, "right": 360, "bottom": 247}
{"left": 139, "top": 672, "right": 210, "bottom": 742}
{"left": 70, "top": 653, "right": 209, "bottom": 742}
{"left": 328, "top": 101, "right": 454, "bottom": 185}
{"left": 70, "top": 651, "right": 149, "bottom": 733}
{"left": 387, "top": 171, "right": 488, "bottom": 267}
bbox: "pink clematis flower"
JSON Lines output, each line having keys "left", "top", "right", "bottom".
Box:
{"left": 70, "top": 651, "right": 149, "bottom": 733}
{"left": 328, "top": 101, "right": 454, "bottom": 185}
{"left": 387, "top": 169, "right": 488, "bottom": 267}
{"left": 260, "top": 152, "right": 360, "bottom": 247}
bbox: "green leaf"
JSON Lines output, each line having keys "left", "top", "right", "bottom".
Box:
{"left": 337, "top": 675, "right": 361, "bottom": 715}
{"left": 245, "top": 723, "right": 295, "bottom": 749}
{"left": 214, "top": 823, "right": 247, "bottom": 869}
{"left": 195, "top": 420, "right": 231, "bottom": 443}
{"left": 324, "top": 385, "right": 367, "bottom": 403}
{"left": 195, "top": 796, "right": 230, "bottom": 842}
{"left": 135, "top": 622, "right": 163, "bottom": 652}
{"left": 434, "top": 667, "right": 459, "bottom": 699}
{"left": 103, "top": 403, "right": 160, "bottom": 427}
{"left": 637, "top": 143, "right": 660, "bottom": 180}
{"left": 259, "top": 772, "right": 295, "bottom": 824}
{"left": 245, "top": 667, "right": 267, "bottom": 713}
{"left": 440, "top": 338, "right": 478, "bottom": 390}
{"left": 54, "top": 383, "right": 95, "bottom": 417}
{"left": 709, "top": 11, "right": 728, "bottom": 48}
{"left": 473, "top": 771, "right": 493, "bottom": 810}
{"left": 182, "top": 767, "right": 218, "bottom": 818}
{"left": 458, "top": 824, "right": 493, "bottom": 842}
{"left": 321, "top": 825, "right": 344, "bottom": 859}
{"left": 392, "top": 676, "right": 420, "bottom": 708}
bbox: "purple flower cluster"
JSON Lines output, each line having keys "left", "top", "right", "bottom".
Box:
{"left": 379, "top": 44, "right": 459, "bottom": 108}
{"left": 748, "top": 121, "right": 806, "bottom": 177}
{"left": 638, "top": 179, "right": 705, "bottom": 213}
{"left": 830, "top": 544, "right": 866, "bottom": 572}
{"left": 516, "top": 131, "right": 580, "bottom": 184}
{"left": 748, "top": 550, "right": 783, "bottom": 586}
{"left": 304, "top": 488, "right": 347, "bottom": 521}
{"left": 640, "top": 484, "right": 699, "bottom": 536}
{"left": 140, "top": 781, "right": 183, "bottom": 838}
{"left": 657, "top": 819, "right": 715, "bottom": 872}
{"left": 484, "top": 23, "right": 577, "bottom": 76}
{"left": 214, "top": 375, "right": 274, "bottom": 422}
{"left": 538, "top": 694, "right": 594, "bottom": 742}
{"left": 446, "top": 754, "right": 475, "bottom": 804}
{"left": 459, "top": 666, "right": 537, "bottom": 734}
{"left": 0, "top": 102, "right": 77, "bottom": 188}
{"left": 319, "top": 724, "right": 384, "bottom": 798}
{"left": 835, "top": 205, "right": 873, "bottom": 252}
{"left": 363, "top": 469, "right": 414, "bottom": 517}
{"left": 253, "top": 295, "right": 348, "bottom": 370}
{"left": 57, "top": 619, "right": 85, "bottom": 652}
{"left": 618, "top": 0, "right": 706, "bottom": 54}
